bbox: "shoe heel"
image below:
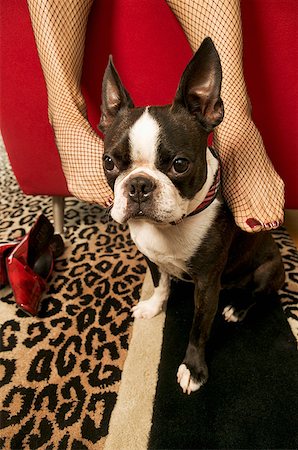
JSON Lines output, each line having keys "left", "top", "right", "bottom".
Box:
{"left": 27, "top": 215, "right": 54, "bottom": 267}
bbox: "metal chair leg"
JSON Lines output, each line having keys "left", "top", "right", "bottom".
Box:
{"left": 52, "top": 196, "right": 65, "bottom": 234}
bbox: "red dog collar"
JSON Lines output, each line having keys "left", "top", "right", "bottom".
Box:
{"left": 172, "top": 147, "right": 221, "bottom": 225}
{"left": 188, "top": 162, "right": 221, "bottom": 217}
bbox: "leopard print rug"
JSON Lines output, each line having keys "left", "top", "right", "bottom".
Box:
{"left": 273, "top": 228, "right": 298, "bottom": 341}
{"left": 0, "top": 143, "right": 146, "bottom": 449}
{"left": 1, "top": 140, "right": 297, "bottom": 450}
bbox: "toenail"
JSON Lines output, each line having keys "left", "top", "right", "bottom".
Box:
{"left": 246, "top": 218, "right": 262, "bottom": 229}
{"left": 266, "top": 221, "right": 279, "bottom": 229}
{"left": 104, "top": 197, "right": 114, "bottom": 207}
{"left": 264, "top": 223, "right": 272, "bottom": 229}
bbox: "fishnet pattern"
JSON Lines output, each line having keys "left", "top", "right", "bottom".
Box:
{"left": 166, "top": 0, "right": 285, "bottom": 232}
{"left": 27, "top": 0, "right": 113, "bottom": 206}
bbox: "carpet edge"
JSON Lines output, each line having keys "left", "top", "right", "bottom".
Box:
{"left": 104, "top": 269, "right": 165, "bottom": 450}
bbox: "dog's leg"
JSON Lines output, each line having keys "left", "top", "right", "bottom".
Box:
{"left": 177, "top": 280, "right": 219, "bottom": 394}
{"left": 132, "top": 258, "right": 170, "bottom": 319}
{"left": 222, "top": 289, "right": 257, "bottom": 323}
{"left": 223, "top": 247, "right": 285, "bottom": 323}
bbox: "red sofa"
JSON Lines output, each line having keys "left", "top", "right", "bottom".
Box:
{"left": 0, "top": 0, "right": 297, "bottom": 231}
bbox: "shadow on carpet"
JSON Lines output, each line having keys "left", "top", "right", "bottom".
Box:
{"left": 149, "top": 280, "right": 298, "bottom": 449}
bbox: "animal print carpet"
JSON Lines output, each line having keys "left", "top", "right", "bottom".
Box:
{"left": 0, "top": 143, "right": 146, "bottom": 449}
{"left": 1, "top": 141, "right": 298, "bottom": 450}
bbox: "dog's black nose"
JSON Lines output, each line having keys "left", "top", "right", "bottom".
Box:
{"left": 128, "top": 175, "right": 156, "bottom": 203}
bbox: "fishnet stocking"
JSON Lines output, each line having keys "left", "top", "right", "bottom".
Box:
{"left": 27, "top": 0, "right": 113, "bottom": 206}
{"left": 167, "top": 0, "right": 285, "bottom": 232}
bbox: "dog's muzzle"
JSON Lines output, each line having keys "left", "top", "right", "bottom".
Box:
{"left": 127, "top": 173, "right": 156, "bottom": 204}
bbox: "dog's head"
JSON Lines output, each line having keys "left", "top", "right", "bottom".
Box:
{"left": 99, "top": 37, "right": 223, "bottom": 225}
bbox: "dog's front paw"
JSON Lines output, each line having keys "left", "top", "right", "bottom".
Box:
{"left": 131, "top": 299, "right": 161, "bottom": 319}
{"left": 177, "top": 363, "right": 207, "bottom": 395}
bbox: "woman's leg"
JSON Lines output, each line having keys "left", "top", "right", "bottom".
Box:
{"left": 27, "top": 0, "right": 113, "bottom": 206}
{"left": 167, "top": 0, "right": 284, "bottom": 232}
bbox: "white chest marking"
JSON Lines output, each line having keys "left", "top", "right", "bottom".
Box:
{"left": 129, "top": 200, "right": 220, "bottom": 279}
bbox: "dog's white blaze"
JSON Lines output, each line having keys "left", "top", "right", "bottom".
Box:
{"left": 129, "top": 107, "right": 160, "bottom": 165}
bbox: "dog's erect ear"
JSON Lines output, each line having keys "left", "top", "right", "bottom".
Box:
{"left": 99, "top": 56, "right": 134, "bottom": 133}
{"left": 173, "top": 37, "right": 224, "bottom": 132}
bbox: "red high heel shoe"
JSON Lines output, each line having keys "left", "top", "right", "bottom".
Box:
{"left": 0, "top": 240, "right": 20, "bottom": 286}
{"left": 6, "top": 214, "right": 64, "bottom": 316}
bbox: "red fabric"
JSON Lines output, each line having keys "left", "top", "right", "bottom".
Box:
{"left": 0, "top": 0, "right": 297, "bottom": 207}
{"left": 241, "top": 0, "right": 298, "bottom": 209}
{"left": 0, "top": 0, "right": 69, "bottom": 196}
{"left": 82, "top": 0, "right": 192, "bottom": 133}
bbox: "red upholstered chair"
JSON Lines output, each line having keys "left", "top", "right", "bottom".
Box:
{"left": 1, "top": 0, "right": 297, "bottom": 234}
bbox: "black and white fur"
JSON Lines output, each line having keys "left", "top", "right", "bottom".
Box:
{"left": 99, "top": 38, "right": 285, "bottom": 394}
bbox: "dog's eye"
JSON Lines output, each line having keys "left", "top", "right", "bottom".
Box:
{"left": 103, "top": 155, "right": 115, "bottom": 171}
{"left": 172, "top": 158, "right": 190, "bottom": 174}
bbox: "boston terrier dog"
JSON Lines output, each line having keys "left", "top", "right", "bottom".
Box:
{"left": 99, "top": 38, "right": 285, "bottom": 395}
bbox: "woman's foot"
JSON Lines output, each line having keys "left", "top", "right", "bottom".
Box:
{"left": 214, "top": 116, "right": 284, "bottom": 233}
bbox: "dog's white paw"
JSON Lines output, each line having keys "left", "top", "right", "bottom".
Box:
{"left": 131, "top": 299, "right": 161, "bottom": 319}
{"left": 223, "top": 305, "right": 250, "bottom": 323}
{"left": 222, "top": 305, "right": 240, "bottom": 322}
{"left": 177, "top": 364, "right": 204, "bottom": 395}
